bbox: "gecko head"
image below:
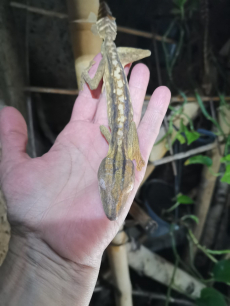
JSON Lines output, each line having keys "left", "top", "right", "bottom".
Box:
{"left": 98, "top": 157, "right": 135, "bottom": 221}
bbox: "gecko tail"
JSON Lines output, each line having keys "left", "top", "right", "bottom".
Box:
{"left": 98, "top": 1, "right": 115, "bottom": 21}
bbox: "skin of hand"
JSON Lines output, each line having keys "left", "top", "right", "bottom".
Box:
{"left": 0, "top": 53, "right": 170, "bottom": 303}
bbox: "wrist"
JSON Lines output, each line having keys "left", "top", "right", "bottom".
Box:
{"left": 0, "top": 229, "right": 100, "bottom": 306}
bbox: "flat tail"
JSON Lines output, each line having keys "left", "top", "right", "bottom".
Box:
{"left": 98, "top": 1, "right": 115, "bottom": 21}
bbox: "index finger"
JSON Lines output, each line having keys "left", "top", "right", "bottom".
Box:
{"left": 138, "top": 86, "right": 171, "bottom": 159}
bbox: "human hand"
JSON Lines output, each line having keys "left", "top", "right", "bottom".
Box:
{"left": 0, "top": 54, "right": 170, "bottom": 269}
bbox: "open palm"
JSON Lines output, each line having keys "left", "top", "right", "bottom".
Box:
{"left": 0, "top": 54, "right": 170, "bottom": 268}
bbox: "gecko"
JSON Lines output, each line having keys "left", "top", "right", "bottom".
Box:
{"left": 81, "top": 1, "right": 151, "bottom": 220}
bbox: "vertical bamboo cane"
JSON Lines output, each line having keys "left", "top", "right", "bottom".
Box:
{"left": 66, "top": 0, "right": 102, "bottom": 88}
{"left": 188, "top": 105, "right": 230, "bottom": 259}
{"left": 107, "top": 227, "right": 133, "bottom": 306}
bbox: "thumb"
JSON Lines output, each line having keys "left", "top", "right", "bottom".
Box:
{"left": 0, "top": 107, "right": 28, "bottom": 162}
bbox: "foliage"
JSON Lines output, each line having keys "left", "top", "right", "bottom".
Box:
{"left": 185, "top": 155, "right": 213, "bottom": 167}
{"left": 196, "top": 288, "right": 227, "bottom": 306}
{"left": 177, "top": 193, "right": 193, "bottom": 204}
{"left": 180, "top": 119, "right": 200, "bottom": 145}
{"left": 165, "top": 193, "right": 193, "bottom": 213}
{"left": 181, "top": 214, "right": 199, "bottom": 224}
{"left": 221, "top": 165, "right": 230, "bottom": 184}
{"left": 161, "top": 2, "right": 230, "bottom": 305}
{"left": 220, "top": 155, "right": 230, "bottom": 183}
{"left": 212, "top": 260, "right": 230, "bottom": 283}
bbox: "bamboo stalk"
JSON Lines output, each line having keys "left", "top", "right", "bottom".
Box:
{"left": 188, "top": 104, "right": 230, "bottom": 259}
{"left": 126, "top": 243, "right": 205, "bottom": 298}
{"left": 107, "top": 229, "right": 133, "bottom": 306}
{"left": 66, "top": 0, "right": 102, "bottom": 88}
{"left": 189, "top": 146, "right": 223, "bottom": 258}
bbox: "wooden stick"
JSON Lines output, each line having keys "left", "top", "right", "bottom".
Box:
{"left": 23, "top": 87, "right": 230, "bottom": 104}
{"left": 10, "top": 2, "right": 68, "bottom": 19}
{"left": 170, "top": 96, "right": 230, "bottom": 103}
{"left": 132, "top": 290, "right": 195, "bottom": 306}
{"left": 129, "top": 201, "right": 157, "bottom": 234}
{"left": 117, "top": 26, "right": 174, "bottom": 43}
{"left": 10, "top": 2, "right": 173, "bottom": 43}
{"left": 126, "top": 243, "right": 206, "bottom": 298}
{"left": 152, "top": 143, "right": 217, "bottom": 166}
{"left": 24, "top": 86, "right": 79, "bottom": 95}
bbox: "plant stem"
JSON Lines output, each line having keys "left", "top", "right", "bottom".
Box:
{"left": 188, "top": 229, "right": 218, "bottom": 263}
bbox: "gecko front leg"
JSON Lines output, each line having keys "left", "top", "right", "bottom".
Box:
{"left": 80, "top": 57, "right": 105, "bottom": 91}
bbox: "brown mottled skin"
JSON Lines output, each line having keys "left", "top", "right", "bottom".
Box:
{"left": 81, "top": 2, "right": 151, "bottom": 220}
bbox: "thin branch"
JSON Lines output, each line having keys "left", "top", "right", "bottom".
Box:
{"left": 132, "top": 290, "right": 195, "bottom": 306}
{"left": 10, "top": 2, "right": 174, "bottom": 43}
{"left": 166, "top": 257, "right": 179, "bottom": 306}
{"left": 24, "top": 86, "right": 79, "bottom": 95}
{"left": 24, "top": 87, "right": 230, "bottom": 104}
{"left": 169, "top": 96, "right": 230, "bottom": 103}
{"left": 151, "top": 143, "right": 217, "bottom": 166}
{"left": 10, "top": 2, "right": 68, "bottom": 18}
{"left": 188, "top": 229, "right": 218, "bottom": 263}
{"left": 117, "top": 26, "right": 174, "bottom": 43}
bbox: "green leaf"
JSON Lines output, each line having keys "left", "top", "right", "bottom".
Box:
{"left": 175, "top": 132, "right": 186, "bottom": 144}
{"left": 181, "top": 214, "right": 199, "bottom": 224}
{"left": 196, "top": 288, "right": 226, "bottom": 306}
{"left": 185, "top": 155, "right": 213, "bottom": 167}
{"left": 180, "top": 120, "right": 200, "bottom": 145}
{"left": 221, "top": 165, "right": 230, "bottom": 184}
{"left": 177, "top": 193, "right": 193, "bottom": 204}
{"left": 212, "top": 260, "right": 230, "bottom": 283}
{"left": 225, "top": 135, "right": 230, "bottom": 156}
{"left": 220, "top": 154, "right": 230, "bottom": 163}
{"left": 195, "top": 91, "right": 225, "bottom": 136}
{"left": 185, "top": 130, "right": 200, "bottom": 145}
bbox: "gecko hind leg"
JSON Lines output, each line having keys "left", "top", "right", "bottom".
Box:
{"left": 80, "top": 58, "right": 105, "bottom": 91}
{"left": 117, "top": 47, "right": 151, "bottom": 67}
{"left": 127, "top": 121, "right": 145, "bottom": 171}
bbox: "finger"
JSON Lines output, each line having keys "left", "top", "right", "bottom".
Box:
{"left": 138, "top": 86, "right": 171, "bottom": 159}
{"left": 129, "top": 63, "right": 150, "bottom": 127}
{"left": 94, "top": 65, "right": 131, "bottom": 125}
{"left": 70, "top": 53, "right": 103, "bottom": 122}
{"left": 0, "top": 107, "right": 29, "bottom": 162}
